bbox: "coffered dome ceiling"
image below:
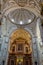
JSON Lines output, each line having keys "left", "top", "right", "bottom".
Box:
{"left": 2, "top": 0, "right": 43, "bottom": 19}
{"left": 8, "top": 8, "right": 35, "bottom": 25}
{"left": 1, "top": 0, "right": 43, "bottom": 25}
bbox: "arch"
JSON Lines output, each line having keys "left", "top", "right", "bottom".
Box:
{"left": 9, "top": 28, "right": 32, "bottom": 45}
{"left": 7, "top": 28, "right": 33, "bottom": 65}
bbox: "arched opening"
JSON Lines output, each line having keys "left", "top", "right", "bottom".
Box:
{"left": 7, "top": 29, "right": 32, "bottom": 65}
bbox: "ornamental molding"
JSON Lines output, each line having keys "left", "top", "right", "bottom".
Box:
{"left": 1, "top": 0, "right": 43, "bottom": 19}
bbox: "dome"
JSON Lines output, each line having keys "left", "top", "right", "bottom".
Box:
{"left": 8, "top": 8, "right": 35, "bottom": 25}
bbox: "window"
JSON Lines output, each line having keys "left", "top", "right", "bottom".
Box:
{"left": 18, "top": 44, "right": 23, "bottom": 51}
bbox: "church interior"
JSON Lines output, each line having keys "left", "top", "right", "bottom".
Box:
{"left": 0, "top": 0, "right": 43, "bottom": 65}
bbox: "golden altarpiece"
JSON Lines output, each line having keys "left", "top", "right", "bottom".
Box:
{"left": 7, "top": 29, "right": 32, "bottom": 65}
